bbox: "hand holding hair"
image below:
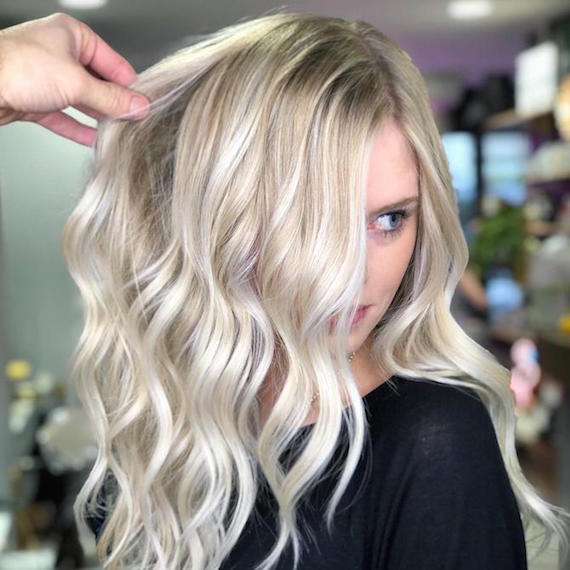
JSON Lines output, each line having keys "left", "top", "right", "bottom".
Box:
{"left": 0, "top": 12, "right": 150, "bottom": 146}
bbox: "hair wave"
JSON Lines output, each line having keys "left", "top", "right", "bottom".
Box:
{"left": 61, "top": 10, "right": 570, "bottom": 569}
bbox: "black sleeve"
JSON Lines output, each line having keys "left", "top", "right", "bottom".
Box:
{"left": 381, "top": 385, "right": 528, "bottom": 570}
{"left": 85, "top": 507, "right": 106, "bottom": 542}
{"left": 84, "top": 478, "right": 111, "bottom": 542}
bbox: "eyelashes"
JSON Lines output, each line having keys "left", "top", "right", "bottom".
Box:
{"left": 369, "top": 208, "right": 412, "bottom": 238}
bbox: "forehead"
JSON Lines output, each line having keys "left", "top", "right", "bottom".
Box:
{"left": 366, "top": 118, "right": 419, "bottom": 207}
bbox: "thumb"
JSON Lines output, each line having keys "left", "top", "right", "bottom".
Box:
{"left": 76, "top": 73, "right": 150, "bottom": 119}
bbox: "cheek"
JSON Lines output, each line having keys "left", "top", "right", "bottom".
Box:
{"left": 367, "top": 252, "right": 410, "bottom": 293}
{"left": 366, "top": 222, "right": 417, "bottom": 295}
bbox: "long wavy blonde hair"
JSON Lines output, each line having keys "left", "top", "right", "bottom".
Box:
{"left": 61, "top": 10, "right": 570, "bottom": 569}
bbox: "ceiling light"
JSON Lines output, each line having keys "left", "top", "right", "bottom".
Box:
{"left": 57, "top": 0, "right": 107, "bottom": 9}
{"left": 447, "top": 0, "right": 494, "bottom": 20}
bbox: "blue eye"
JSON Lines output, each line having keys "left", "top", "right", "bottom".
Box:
{"left": 370, "top": 209, "right": 410, "bottom": 238}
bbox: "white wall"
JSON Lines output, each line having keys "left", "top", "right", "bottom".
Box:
{"left": 0, "top": 109, "right": 95, "bottom": 502}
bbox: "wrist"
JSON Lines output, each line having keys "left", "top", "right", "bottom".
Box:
{"left": 0, "top": 33, "right": 9, "bottom": 109}
{"left": 0, "top": 34, "right": 21, "bottom": 125}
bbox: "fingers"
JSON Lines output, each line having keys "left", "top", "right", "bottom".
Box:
{"left": 0, "top": 11, "right": 150, "bottom": 146}
{"left": 63, "top": 13, "right": 150, "bottom": 120}
{"left": 76, "top": 73, "right": 150, "bottom": 120}
{"left": 33, "top": 109, "right": 97, "bottom": 146}
{"left": 74, "top": 102, "right": 105, "bottom": 121}
{"left": 69, "top": 15, "right": 137, "bottom": 87}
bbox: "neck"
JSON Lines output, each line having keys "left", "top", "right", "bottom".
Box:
{"left": 257, "top": 337, "right": 391, "bottom": 430}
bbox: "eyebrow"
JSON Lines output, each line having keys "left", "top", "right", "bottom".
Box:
{"left": 368, "top": 196, "right": 420, "bottom": 217}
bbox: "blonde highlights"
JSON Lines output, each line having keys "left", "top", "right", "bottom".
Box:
{"left": 61, "top": 10, "right": 570, "bottom": 569}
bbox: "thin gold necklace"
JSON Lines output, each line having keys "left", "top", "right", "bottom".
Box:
{"left": 309, "top": 349, "right": 357, "bottom": 405}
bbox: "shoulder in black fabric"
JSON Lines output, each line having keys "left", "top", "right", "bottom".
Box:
{"left": 367, "top": 378, "right": 528, "bottom": 570}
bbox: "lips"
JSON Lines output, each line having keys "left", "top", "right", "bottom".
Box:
{"left": 352, "top": 305, "right": 369, "bottom": 324}
{"left": 328, "top": 305, "right": 370, "bottom": 330}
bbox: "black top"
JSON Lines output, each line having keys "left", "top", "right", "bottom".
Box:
{"left": 87, "top": 376, "right": 528, "bottom": 569}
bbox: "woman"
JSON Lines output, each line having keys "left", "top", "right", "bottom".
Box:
{"left": 3, "top": 10, "right": 568, "bottom": 570}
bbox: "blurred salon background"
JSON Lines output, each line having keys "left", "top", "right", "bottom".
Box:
{"left": 0, "top": 1, "right": 569, "bottom": 568}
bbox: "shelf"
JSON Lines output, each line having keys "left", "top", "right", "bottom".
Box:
{"left": 482, "top": 107, "right": 554, "bottom": 131}
{"left": 525, "top": 176, "right": 570, "bottom": 190}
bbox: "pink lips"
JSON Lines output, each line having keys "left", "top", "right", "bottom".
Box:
{"left": 351, "top": 305, "right": 369, "bottom": 325}
{"left": 328, "top": 305, "right": 370, "bottom": 330}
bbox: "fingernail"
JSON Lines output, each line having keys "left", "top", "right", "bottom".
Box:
{"left": 129, "top": 95, "right": 149, "bottom": 117}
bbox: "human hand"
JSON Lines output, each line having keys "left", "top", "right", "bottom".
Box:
{"left": 0, "top": 12, "right": 150, "bottom": 146}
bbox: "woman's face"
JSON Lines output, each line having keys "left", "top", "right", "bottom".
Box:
{"left": 330, "top": 117, "right": 419, "bottom": 351}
